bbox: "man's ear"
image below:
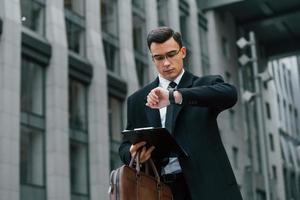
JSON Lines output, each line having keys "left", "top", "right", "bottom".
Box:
{"left": 181, "top": 47, "right": 187, "bottom": 58}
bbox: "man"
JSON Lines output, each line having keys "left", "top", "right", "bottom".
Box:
{"left": 119, "top": 27, "right": 243, "bottom": 200}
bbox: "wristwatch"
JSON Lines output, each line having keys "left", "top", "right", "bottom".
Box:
{"left": 168, "top": 88, "right": 176, "bottom": 104}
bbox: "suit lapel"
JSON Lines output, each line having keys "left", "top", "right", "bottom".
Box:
{"left": 172, "top": 71, "right": 194, "bottom": 132}
{"left": 145, "top": 78, "right": 162, "bottom": 128}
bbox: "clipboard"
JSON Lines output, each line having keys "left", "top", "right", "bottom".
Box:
{"left": 122, "top": 127, "right": 188, "bottom": 158}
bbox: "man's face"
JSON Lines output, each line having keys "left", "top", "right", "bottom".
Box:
{"left": 150, "top": 37, "right": 186, "bottom": 81}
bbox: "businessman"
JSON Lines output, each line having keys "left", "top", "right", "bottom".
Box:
{"left": 119, "top": 27, "right": 243, "bottom": 200}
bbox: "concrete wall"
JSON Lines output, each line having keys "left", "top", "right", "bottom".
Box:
{"left": 0, "top": 0, "right": 21, "bottom": 199}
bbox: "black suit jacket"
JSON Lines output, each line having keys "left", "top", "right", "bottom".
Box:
{"left": 119, "top": 71, "right": 243, "bottom": 200}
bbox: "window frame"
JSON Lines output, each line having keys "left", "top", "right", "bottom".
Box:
{"left": 64, "top": 3, "right": 86, "bottom": 57}
{"left": 68, "top": 77, "right": 90, "bottom": 199}
{"left": 20, "top": 57, "right": 46, "bottom": 200}
{"left": 21, "top": 0, "right": 46, "bottom": 36}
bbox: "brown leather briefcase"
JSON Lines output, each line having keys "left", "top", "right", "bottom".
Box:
{"left": 109, "top": 152, "right": 173, "bottom": 200}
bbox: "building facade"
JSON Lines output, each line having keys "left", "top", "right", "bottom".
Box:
{"left": 1, "top": 0, "right": 299, "bottom": 200}
{"left": 262, "top": 57, "right": 300, "bottom": 200}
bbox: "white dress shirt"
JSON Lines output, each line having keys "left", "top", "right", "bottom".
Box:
{"left": 158, "top": 69, "right": 185, "bottom": 174}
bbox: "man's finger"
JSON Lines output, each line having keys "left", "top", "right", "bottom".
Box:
{"left": 133, "top": 141, "right": 146, "bottom": 150}
{"left": 144, "top": 146, "right": 155, "bottom": 157}
{"left": 130, "top": 141, "right": 146, "bottom": 155}
{"left": 139, "top": 147, "right": 147, "bottom": 162}
{"left": 140, "top": 146, "right": 155, "bottom": 163}
{"left": 148, "top": 94, "right": 158, "bottom": 104}
{"left": 151, "top": 92, "right": 159, "bottom": 101}
{"left": 151, "top": 90, "right": 160, "bottom": 100}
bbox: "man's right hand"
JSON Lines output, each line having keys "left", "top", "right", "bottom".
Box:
{"left": 130, "top": 141, "right": 155, "bottom": 163}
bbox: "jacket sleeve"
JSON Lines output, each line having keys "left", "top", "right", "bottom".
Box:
{"left": 177, "top": 75, "right": 237, "bottom": 112}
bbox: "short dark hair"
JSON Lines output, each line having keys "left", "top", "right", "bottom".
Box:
{"left": 147, "top": 27, "right": 183, "bottom": 50}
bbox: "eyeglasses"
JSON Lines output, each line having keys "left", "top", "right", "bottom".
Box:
{"left": 151, "top": 48, "right": 181, "bottom": 63}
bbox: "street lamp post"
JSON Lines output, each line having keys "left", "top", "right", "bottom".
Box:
{"left": 237, "top": 31, "right": 271, "bottom": 200}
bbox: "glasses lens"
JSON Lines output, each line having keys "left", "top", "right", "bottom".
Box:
{"left": 166, "top": 50, "right": 179, "bottom": 58}
{"left": 152, "top": 49, "right": 181, "bottom": 63}
{"left": 153, "top": 55, "right": 166, "bottom": 61}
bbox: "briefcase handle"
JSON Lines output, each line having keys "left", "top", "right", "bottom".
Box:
{"left": 129, "top": 151, "right": 161, "bottom": 184}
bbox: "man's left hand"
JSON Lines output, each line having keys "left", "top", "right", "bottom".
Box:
{"left": 146, "top": 87, "right": 169, "bottom": 109}
{"left": 146, "top": 87, "right": 182, "bottom": 109}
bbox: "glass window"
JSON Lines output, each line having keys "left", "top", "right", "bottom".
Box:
{"left": 103, "top": 40, "right": 120, "bottom": 74}
{"left": 132, "top": 1, "right": 148, "bottom": 87}
{"left": 199, "top": 20, "right": 210, "bottom": 75}
{"left": 232, "top": 146, "right": 238, "bottom": 169}
{"left": 20, "top": 126, "right": 46, "bottom": 200}
{"left": 21, "top": 0, "right": 45, "bottom": 35}
{"left": 135, "top": 58, "right": 148, "bottom": 87}
{"left": 132, "top": 16, "right": 147, "bottom": 56}
{"left": 179, "top": 15, "right": 189, "bottom": 46}
{"left": 289, "top": 104, "right": 294, "bottom": 134}
{"left": 65, "top": 18, "right": 86, "bottom": 56}
{"left": 132, "top": 0, "right": 145, "bottom": 10}
{"left": 69, "top": 79, "right": 88, "bottom": 132}
{"left": 101, "top": 0, "right": 118, "bottom": 37}
{"left": 64, "top": 0, "right": 85, "bottom": 16}
{"left": 20, "top": 57, "right": 46, "bottom": 200}
{"left": 101, "top": 0, "right": 120, "bottom": 75}
{"left": 265, "top": 102, "right": 271, "bottom": 119}
{"left": 21, "top": 58, "right": 45, "bottom": 116}
{"left": 283, "top": 99, "right": 288, "bottom": 129}
{"left": 20, "top": 126, "right": 45, "bottom": 186}
{"left": 291, "top": 172, "right": 297, "bottom": 200}
{"left": 288, "top": 141, "right": 296, "bottom": 167}
{"left": 108, "top": 96, "right": 123, "bottom": 170}
{"left": 277, "top": 95, "right": 281, "bottom": 121}
{"left": 256, "top": 190, "right": 266, "bottom": 200}
{"left": 269, "top": 133, "right": 274, "bottom": 151}
{"left": 229, "top": 109, "right": 235, "bottom": 131}
{"left": 288, "top": 70, "right": 294, "bottom": 100}
{"left": 277, "top": 64, "right": 283, "bottom": 90}
{"left": 70, "top": 140, "right": 89, "bottom": 196}
{"left": 295, "top": 109, "right": 299, "bottom": 136}
{"left": 280, "top": 135, "right": 289, "bottom": 162}
{"left": 283, "top": 66, "right": 289, "bottom": 95}
{"left": 222, "top": 37, "right": 230, "bottom": 59}
{"left": 179, "top": 1, "right": 190, "bottom": 47}
{"left": 180, "top": 10, "right": 190, "bottom": 47}
{"left": 225, "top": 71, "right": 232, "bottom": 84}
{"left": 283, "top": 168, "right": 290, "bottom": 199}
{"left": 296, "top": 147, "right": 300, "bottom": 167}
{"left": 272, "top": 165, "right": 277, "bottom": 180}
{"left": 65, "top": 0, "right": 86, "bottom": 56}
{"left": 157, "top": 0, "right": 169, "bottom": 26}
{"left": 179, "top": 2, "right": 191, "bottom": 70}
{"left": 69, "top": 78, "right": 89, "bottom": 199}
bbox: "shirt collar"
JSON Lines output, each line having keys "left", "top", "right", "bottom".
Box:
{"left": 158, "top": 69, "right": 185, "bottom": 89}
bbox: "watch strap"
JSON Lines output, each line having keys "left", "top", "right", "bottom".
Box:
{"left": 168, "top": 88, "right": 176, "bottom": 104}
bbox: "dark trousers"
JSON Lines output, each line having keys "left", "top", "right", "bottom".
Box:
{"left": 163, "top": 173, "right": 191, "bottom": 200}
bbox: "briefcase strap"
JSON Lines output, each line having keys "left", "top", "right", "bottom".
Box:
{"left": 129, "top": 151, "right": 161, "bottom": 185}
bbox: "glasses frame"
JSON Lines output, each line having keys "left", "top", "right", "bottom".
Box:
{"left": 151, "top": 48, "right": 182, "bottom": 64}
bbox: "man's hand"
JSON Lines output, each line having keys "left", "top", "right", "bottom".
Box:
{"left": 130, "top": 141, "right": 155, "bottom": 163}
{"left": 146, "top": 87, "right": 169, "bottom": 109}
{"left": 146, "top": 87, "right": 182, "bottom": 109}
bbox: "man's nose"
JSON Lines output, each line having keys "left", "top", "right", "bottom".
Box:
{"left": 162, "top": 57, "right": 171, "bottom": 65}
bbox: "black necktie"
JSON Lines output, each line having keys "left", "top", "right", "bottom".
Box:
{"left": 165, "top": 81, "right": 177, "bottom": 134}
